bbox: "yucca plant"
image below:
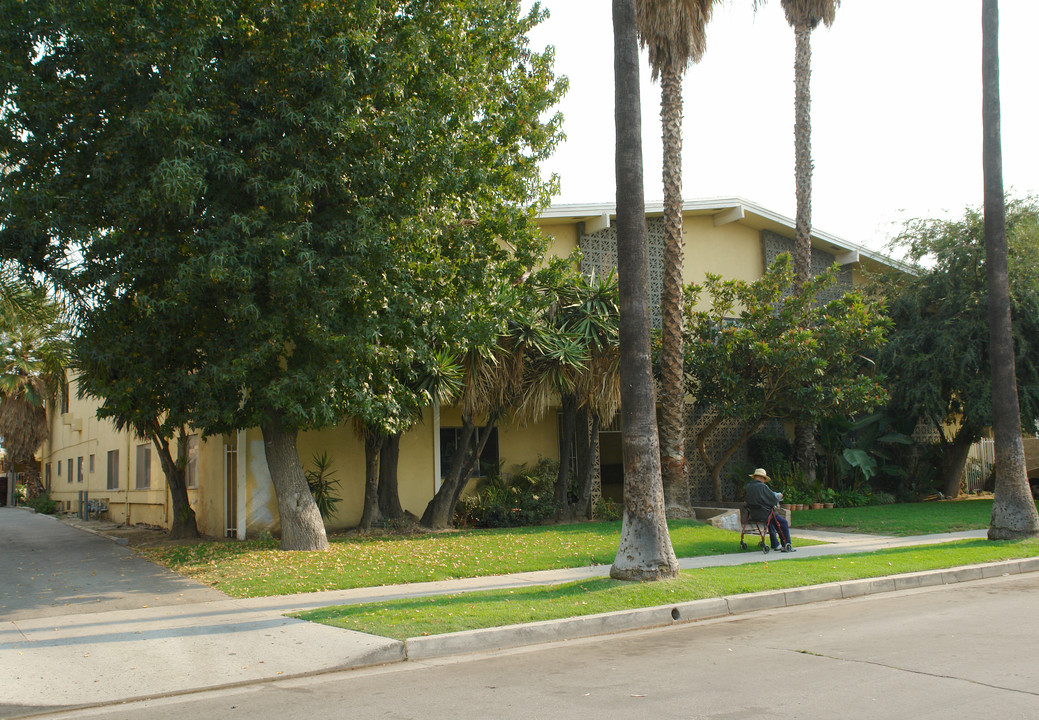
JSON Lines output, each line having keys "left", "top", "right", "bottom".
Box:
{"left": 305, "top": 452, "right": 342, "bottom": 522}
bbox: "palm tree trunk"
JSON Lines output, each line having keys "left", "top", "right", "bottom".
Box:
{"left": 610, "top": 0, "right": 678, "bottom": 582}
{"left": 659, "top": 64, "right": 689, "bottom": 517}
{"left": 260, "top": 420, "right": 330, "bottom": 551}
{"left": 792, "top": 23, "right": 813, "bottom": 288}
{"left": 792, "top": 22, "right": 817, "bottom": 482}
{"left": 981, "top": 0, "right": 1039, "bottom": 539}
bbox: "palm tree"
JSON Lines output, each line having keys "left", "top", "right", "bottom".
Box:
{"left": 981, "top": 0, "right": 1039, "bottom": 539}
{"left": 635, "top": 0, "right": 717, "bottom": 517}
{"left": 758, "top": 0, "right": 838, "bottom": 481}
{"left": 611, "top": 0, "right": 679, "bottom": 582}
{"left": 0, "top": 283, "right": 70, "bottom": 499}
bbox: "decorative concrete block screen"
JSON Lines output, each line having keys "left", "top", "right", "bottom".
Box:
{"left": 761, "top": 230, "right": 853, "bottom": 304}
{"left": 580, "top": 218, "right": 666, "bottom": 328}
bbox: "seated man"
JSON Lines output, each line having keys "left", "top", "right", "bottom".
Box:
{"left": 744, "top": 468, "right": 794, "bottom": 552}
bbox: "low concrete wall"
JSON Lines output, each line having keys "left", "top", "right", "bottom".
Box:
{"left": 690, "top": 503, "right": 791, "bottom": 531}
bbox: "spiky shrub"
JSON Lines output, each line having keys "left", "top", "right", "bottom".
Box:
{"left": 305, "top": 452, "right": 342, "bottom": 521}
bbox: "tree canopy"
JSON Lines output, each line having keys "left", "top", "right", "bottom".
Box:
{"left": 878, "top": 197, "right": 1039, "bottom": 497}
{"left": 2, "top": 0, "right": 564, "bottom": 548}
{"left": 686, "top": 254, "right": 890, "bottom": 500}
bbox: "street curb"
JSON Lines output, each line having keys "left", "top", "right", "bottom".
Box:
{"left": 402, "top": 557, "right": 1039, "bottom": 661}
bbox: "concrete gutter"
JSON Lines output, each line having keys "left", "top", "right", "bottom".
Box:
{"left": 401, "top": 556, "right": 1039, "bottom": 661}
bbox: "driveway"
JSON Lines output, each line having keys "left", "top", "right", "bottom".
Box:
{"left": 0, "top": 507, "right": 227, "bottom": 622}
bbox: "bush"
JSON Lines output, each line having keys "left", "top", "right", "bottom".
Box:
{"left": 458, "top": 458, "right": 558, "bottom": 529}
{"left": 305, "top": 452, "right": 342, "bottom": 521}
{"left": 26, "top": 492, "right": 58, "bottom": 515}
{"left": 835, "top": 488, "right": 871, "bottom": 508}
{"left": 592, "top": 497, "right": 622, "bottom": 521}
{"left": 871, "top": 491, "right": 897, "bottom": 505}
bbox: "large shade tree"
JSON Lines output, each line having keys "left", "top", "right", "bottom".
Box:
{"left": 980, "top": 0, "right": 1039, "bottom": 539}
{"left": 878, "top": 199, "right": 1039, "bottom": 499}
{"left": 610, "top": 0, "right": 679, "bottom": 582}
{"left": 2, "top": 0, "right": 563, "bottom": 549}
{"left": 635, "top": 0, "right": 717, "bottom": 517}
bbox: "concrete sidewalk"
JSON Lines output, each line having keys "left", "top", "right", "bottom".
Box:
{"left": 1, "top": 515, "right": 1025, "bottom": 718}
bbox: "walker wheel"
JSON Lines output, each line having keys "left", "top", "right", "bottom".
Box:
{"left": 740, "top": 541, "right": 748, "bottom": 550}
{"left": 760, "top": 542, "right": 770, "bottom": 554}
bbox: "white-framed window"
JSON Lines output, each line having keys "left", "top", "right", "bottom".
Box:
{"left": 180, "top": 434, "right": 199, "bottom": 489}
{"left": 77, "top": 456, "right": 84, "bottom": 483}
{"left": 89, "top": 454, "right": 95, "bottom": 473}
{"left": 135, "top": 444, "right": 151, "bottom": 490}
{"left": 107, "top": 450, "right": 119, "bottom": 490}
{"left": 67, "top": 459, "right": 73, "bottom": 484}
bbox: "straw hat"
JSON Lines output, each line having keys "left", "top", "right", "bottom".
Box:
{"left": 749, "top": 468, "right": 770, "bottom": 481}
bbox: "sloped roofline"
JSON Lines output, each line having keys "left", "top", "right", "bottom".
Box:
{"left": 538, "top": 196, "right": 915, "bottom": 275}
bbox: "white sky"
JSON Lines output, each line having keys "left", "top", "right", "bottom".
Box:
{"left": 526, "top": 0, "right": 1039, "bottom": 254}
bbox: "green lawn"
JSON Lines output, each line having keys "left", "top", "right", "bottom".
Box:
{"left": 298, "top": 537, "right": 1039, "bottom": 639}
{"left": 792, "top": 498, "right": 1000, "bottom": 535}
{"left": 142, "top": 520, "right": 759, "bottom": 598}
{"left": 140, "top": 499, "right": 1013, "bottom": 598}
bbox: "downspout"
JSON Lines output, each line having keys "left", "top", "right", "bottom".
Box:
{"left": 236, "top": 428, "right": 247, "bottom": 540}
{"left": 433, "top": 400, "right": 442, "bottom": 493}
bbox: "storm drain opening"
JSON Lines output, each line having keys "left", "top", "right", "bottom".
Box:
{"left": 671, "top": 607, "right": 681, "bottom": 621}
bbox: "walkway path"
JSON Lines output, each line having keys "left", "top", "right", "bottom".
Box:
{"left": 0, "top": 506, "right": 1011, "bottom": 718}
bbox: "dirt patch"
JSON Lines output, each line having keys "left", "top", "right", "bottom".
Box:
{"left": 57, "top": 515, "right": 218, "bottom": 549}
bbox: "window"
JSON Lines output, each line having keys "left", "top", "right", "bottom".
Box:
{"left": 57, "top": 461, "right": 61, "bottom": 477}
{"left": 45, "top": 463, "right": 52, "bottom": 492}
{"left": 107, "top": 450, "right": 119, "bottom": 490}
{"left": 60, "top": 380, "right": 69, "bottom": 414}
{"left": 89, "top": 454, "right": 95, "bottom": 473}
{"left": 440, "top": 427, "right": 499, "bottom": 479}
{"left": 67, "top": 459, "right": 73, "bottom": 484}
{"left": 77, "top": 456, "right": 84, "bottom": 483}
{"left": 181, "top": 435, "right": 199, "bottom": 490}
{"left": 135, "top": 444, "right": 151, "bottom": 490}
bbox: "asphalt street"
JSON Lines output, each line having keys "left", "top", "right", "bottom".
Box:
{"left": 28, "top": 571, "right": 1039, "bottom": 720}
{"left": 1, "top": 505, "right": 1033, "bottom": 720}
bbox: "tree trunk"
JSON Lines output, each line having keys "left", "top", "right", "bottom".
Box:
{"left": 792, "top": 23, "right": 817, "bottom": 483}
{"left": 421, "top": 418, "right": 476, "bottom": 530}
{"left": 260, "top": 421, "right": 329, "bottom": 551}
{"left": 358, "top": 429, "right": 383, "bottom": 531}
{"left": 378, "top": 432, "right": 404, "bottom": 520}
{"left": 151, "top": 429, "right": 199, "bottom": 540}
{"left": 794, "top": 423, "right": 817, "bottom": 482}
{"left": 576, "top": 409, "right": 600, "bottom": 520}
{"left": 981, "top": 0, "right": 1039, "bottom": 539}
{"left": 659, "top": 64, "right": 689, "bottom": 518}
{"left": 555, "top": 394, "right": 577, "bottom": 520}
{"left": 792, "top": 23, "right": 813, "bottom": 288}
{"left": 449, "top": 422, "right": 496, "bottom": 511}
{"left": 939, "top": 426, "right": 976, "bottom": 499}
{"left": 697, "top": 418, "right": 761, "bottom": 502}
{"left": 610, "top": 0, "right": 678, "bottom": 582}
